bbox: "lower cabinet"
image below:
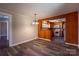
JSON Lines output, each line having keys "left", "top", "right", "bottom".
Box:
{"left": 39, "top": 30, "right": 45, "bottom": 38}
{"left": 44, "top": 30, "right": 51, "bottom": 39}
{"left": 39, "top": 30, "right": 52, "bottom": 40}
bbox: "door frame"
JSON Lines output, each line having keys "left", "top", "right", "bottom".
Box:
{"left": 0, "top": 12, "right": 12, "bottom": 47}
{"left": 63, "top": 18, "right": 66, "bottom": 43}
{"left": 49, "top": 18, "right": 66, "bottom": 43}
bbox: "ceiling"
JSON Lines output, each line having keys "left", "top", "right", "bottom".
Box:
{"left": 0, "top": 3, "right": 79, "bottom": 19}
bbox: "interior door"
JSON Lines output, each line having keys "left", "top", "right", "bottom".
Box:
{"left": 0, "top": 18, "right": 9, "bottom": 48}
{"left": 66, "top": 12, "right": 78, "bottom": 44}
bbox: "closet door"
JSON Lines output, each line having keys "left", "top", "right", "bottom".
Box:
{"left": 66, "top": 12, "right": 78, "bottom": 44}
{"left": 66, "top": 13, "right": 72, "bottom": 44}
{"left": 72, "top": 12, "right": 78, "bottom": 44}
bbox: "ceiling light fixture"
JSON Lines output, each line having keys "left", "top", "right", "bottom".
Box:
{"left": 32, "top": 9, "right": 38, "bottom": 25}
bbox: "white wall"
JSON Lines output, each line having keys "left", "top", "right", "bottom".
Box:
{"left": 0, "top": 8, "right": 38, "bottom": 46}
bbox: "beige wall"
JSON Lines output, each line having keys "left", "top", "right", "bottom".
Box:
{"left": 0, "top": 8, "right": 38, "bottom": 46}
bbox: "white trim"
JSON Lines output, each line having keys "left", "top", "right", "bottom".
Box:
{"left": 66, "top": 42, "right": 78, "bottom": 47}
{"left": 64, "top": 18, "right": 66, "bottom": 42}
{"left": 6, "top": 21, "right": 8, "bottom": 40}
{"left": 9, "top": 14, "right": 12, "bottom": 47}
{"left": 0, "top": 12, "right": 12, "bottom": 47}
{"left": 11, "top": 37, "right": 37, "bottom": 46}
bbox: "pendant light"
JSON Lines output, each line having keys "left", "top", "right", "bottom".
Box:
{"left": 32, "top": 9, "right": 38, "bottom": 24}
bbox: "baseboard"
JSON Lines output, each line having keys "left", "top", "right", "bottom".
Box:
{"left": 66, "top": 42, "right": 78, "bottom": 47}
{"left": 10, "top": 37, "right": 37, "bottom": 46}
{"left": 11, "top": 37, "right": 78, "bottom": 48}
{"left": 38, "top": 37, "right": 51, "bottom": 41}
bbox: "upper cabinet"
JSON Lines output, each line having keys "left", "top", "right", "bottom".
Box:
{"left": 42, "top": 20, "right": 50, "bottom": 30}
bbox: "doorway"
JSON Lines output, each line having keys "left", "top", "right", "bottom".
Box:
{"left": 0, "top": 12, "right": 12, "bottom": 48}
{"left": 49, "top": 18, "right": 66, "bottom": 46}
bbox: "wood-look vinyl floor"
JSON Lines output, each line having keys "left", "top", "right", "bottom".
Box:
{"left": 0, "top": 39, "right": 79, "bottom": 56}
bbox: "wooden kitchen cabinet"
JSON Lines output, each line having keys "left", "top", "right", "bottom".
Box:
{"left": 38, "top": 11, "right": 78, "bottom": 45}
{"left": 38, "top": 20, "right": 52, "bottom": 40}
